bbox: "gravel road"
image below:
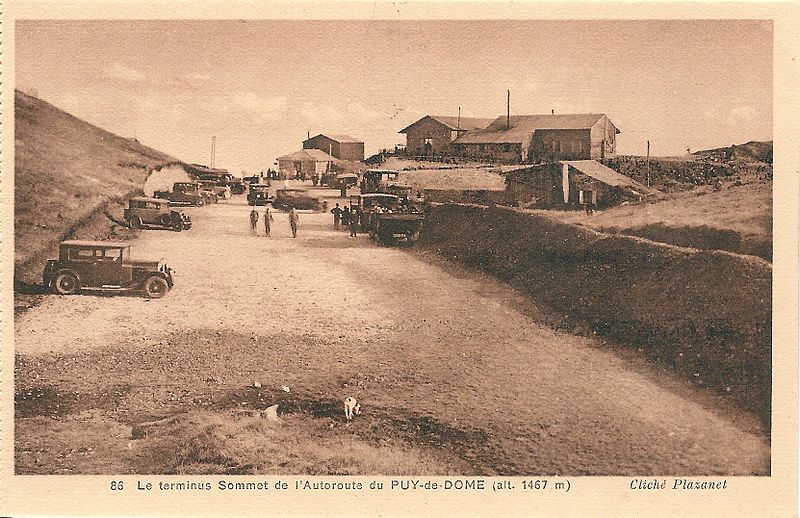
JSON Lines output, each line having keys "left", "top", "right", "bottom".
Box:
{"left": 15, "top": 193, "right": 770, "bottom": 475}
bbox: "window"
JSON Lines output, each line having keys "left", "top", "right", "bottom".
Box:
{"left": 71, "top": 249, "right": 96, "bottom": 261}
{"left": 424, "top": 138, "right": 433, "bottom": 145}
{"left": 503, "top": 143, "right": 511, "bottom": 152}
{"left": 102, "top": 248, "right": 123, "bottom": 262}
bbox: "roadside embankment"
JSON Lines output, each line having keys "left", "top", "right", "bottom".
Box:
{"left": 418, "top": 204, "right": 772, "bottom": 427}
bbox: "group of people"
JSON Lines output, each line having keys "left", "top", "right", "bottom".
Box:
{"left": 249, "top": 206, "right": 299, "bottom": 238}
{"left": 329, "top": 203, "right": 361, "bottom": 238}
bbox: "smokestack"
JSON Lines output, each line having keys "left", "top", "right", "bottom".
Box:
{"left": 551, "top": 109, "right": 555, "bottom": 115}
{"left": 307, "top": 131, "right": 310, "bottom": 140}
{"left": 507, "top": 90, "right": 510, "bottom": 129}
{"left": 457, "top": 106, "right": 461, "bottom": 130}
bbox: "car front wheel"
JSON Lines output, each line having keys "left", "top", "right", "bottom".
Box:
{"left": 172, "top": 220, "right": 184, "bottom": 232}
{"left": 143, "top": 276, "right": 169, "bottom": 298}
{"left": 54, "top": 271, "right": 80, "bottom": 295}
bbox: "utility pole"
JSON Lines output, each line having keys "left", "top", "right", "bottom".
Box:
{"left": 646, "top": 140, "right": 651, "bottom": 187}
{"left": 211, "top": 136, "right": 216, "bottom": 168}
{"left": 507, "top": 90, "right": 511, "bottom": 129}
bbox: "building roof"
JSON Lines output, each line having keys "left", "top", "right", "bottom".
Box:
{"left": 399, "top": 115, "right": 494, "bottom": 133}
{"left": 305, "top": 133, "right": 363, "bottom": 144}
{"left": 61, "top": 240, "right": 130, "bottom": 248}
{"left": 277, "top": 148, "right": 337, "bottom": 162}
{"left": 130, "top": 196, "right": 169, "bottom": 203}
{"left": 561, "top": 160, "right": 655, "bottom": 194}
{"left": 453, "top": 114, "right": 618, "bottom": 144}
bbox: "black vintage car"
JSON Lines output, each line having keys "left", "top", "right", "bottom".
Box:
{"left": 124, "top": 197, "right": 192, "bottom": 231}
{"left": 42, "top": 240, "right": 174, "bottom": 298}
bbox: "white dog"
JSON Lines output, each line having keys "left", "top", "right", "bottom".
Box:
{"left": 344, "top": 397, "right": 361, "bottom": 421}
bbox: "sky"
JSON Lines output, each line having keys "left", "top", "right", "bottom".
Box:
{"left": 16, "top": 20, "right": 773, "bottom": 173}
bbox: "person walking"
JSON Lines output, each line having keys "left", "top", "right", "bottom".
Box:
{"left": 249, "top": 208, "right": 259, "bottom": 234}
{"left": 288, "top": 206, "right": 299, "bottom": 238}
{"left": 331, "top": 203, "right": 343, "bottom": 230}
{"left": 263, "top": 206, "right": 274, "bottom": 237}
{"left": 349, "top": 208, "right": 359, "bottom": 238}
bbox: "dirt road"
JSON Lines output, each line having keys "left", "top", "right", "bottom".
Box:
{"left": 15, "top": 192, "right": 770, "bottom": 475}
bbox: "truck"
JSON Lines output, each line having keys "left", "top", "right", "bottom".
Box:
{"left": 350, "top": 193, "right": 425, "bottom": 245}
{"left": 42, "top": 240, "right": 174, "bottom": 298}
{"left": 248, "top": 184, "right": 274, "bottom": 206}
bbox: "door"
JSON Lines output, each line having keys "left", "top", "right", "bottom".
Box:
{"left": 93, "top": 247, "right": 127, "bottom": 287}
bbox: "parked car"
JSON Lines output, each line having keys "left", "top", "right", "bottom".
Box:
{"left": 153, "top": 182, "right": 208, "bottom": 206}
{"left": 198, "top": 179, "right": 231, "bottom": 201}
{"left": 273, "top": 188, "right": 321, "bottom": 211}
{"left": 42, "top": 240, "right": 174, "bottom": 298}
{"left": 123, "top": 197, "right": 192, "bottom": 232}
{"left": 248, "top": 184, "right": 274, "bottom": 206}
{"left": 228, "top": 177, "right": 246, "bottom": 195}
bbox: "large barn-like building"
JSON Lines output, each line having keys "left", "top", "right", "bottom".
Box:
{"left": 399, "top": 115, "right": 494, "bottom": 156}
{"left": 303, "top": 134, "right": 365, "bottom": 162}
{"left": 451, "top": 113, "right": 620, "bottom": 163}
{"left": 277, "top": 148, "right": 336, "bottom": 179}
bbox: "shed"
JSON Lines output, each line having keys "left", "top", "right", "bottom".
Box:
{"left": 399, "top": 115, "right": 493, "bottom": 156}
{"left": 277, "top": 149, "right": 336, "bottom": 180}
{"left": 452, "top": 114, "right": 620, "bottom": 163}
{"left": 504, "top": 160, "right": 654, "bottom": 209}
{"left": 303, "top": 134, "right": 365, "bottom": 162}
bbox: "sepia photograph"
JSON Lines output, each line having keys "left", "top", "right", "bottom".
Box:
{"left": 2, "top": 5, "right": 797, "bottom": 516}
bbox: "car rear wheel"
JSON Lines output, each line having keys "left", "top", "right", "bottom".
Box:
{"left": 160, "top": 214, "right": 172, "bottom": 226}
{"left": 54, "top": 271, "right": 80, "bottom": 295}
{"left": 129, "top": 216, "right": 143, "bottom": 229}
{"left": 143, "top": 276, "right": 169, "bottom": 298}
{"left": 195, "top": 198, "right": 206, "bottom": 207}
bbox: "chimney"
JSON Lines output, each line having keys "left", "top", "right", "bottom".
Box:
{"left": 457, "top": 106, "right": 461, "bottom": 130}
{"left": 551, "top": 109, "right": 555, "bottom": 115}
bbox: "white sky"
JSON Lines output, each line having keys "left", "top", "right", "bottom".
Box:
{"left": 16, "top": 20, "right": 773, "bottom": 173}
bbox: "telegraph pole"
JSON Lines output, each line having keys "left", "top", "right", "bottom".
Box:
{"left": 211, "top": 136, "right": 216, "bottom": 168}
{"left": 507, "top": 90, "right": 511, "bottom": 129}
{"left": 646, "top": 140, "right": 651, "bottom": 187}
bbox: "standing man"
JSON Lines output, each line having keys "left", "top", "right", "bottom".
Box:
{"left": 288, "top": 206, "right": 299, "bottom": 238}
{"left": 263, "top": 206, "right": 274, "bottom": 237}
{"left": 331, "top": 203, "right": 343, "bottom": 230}
{"left": 342, "top": 206, "right": 351, "bottom": 229}
{"left": 349, "top": 208, "right": 359, "bottom": 238}
{"left": 249, "top": 208, "right": 259, "bottom": 234}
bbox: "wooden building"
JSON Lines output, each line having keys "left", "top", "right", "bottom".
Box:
{"left": 303, "top": 134, "right": 365, "bottom": 162}
{"left": 399, "top": 115, "right": 493, "bottom": 156}
{"left": 277, "top": 149, "right": 336, "bottom": 179}
{"left": 452, "top": 114, "right": 620, "bottom": 164}
{"left": 504, "top": 160, "right": 654, "bottom": 209}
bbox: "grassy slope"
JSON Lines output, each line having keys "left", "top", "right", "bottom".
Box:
{"left": 14, "top": 90, "right": 177, "bottom": 278}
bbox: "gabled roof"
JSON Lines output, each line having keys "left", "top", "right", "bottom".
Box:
{"left": 277, "top": 148, "right": 337, "bottom": 162}
{"left": 399, "top": 115, "right": 494, "bottom": 133}
{"left": 561, "top": 160, "right": 655, "bottom": 194}
{"left": 453, "top": 114, "right": 618, "bottom": 144}
{"left": 305, "top": 133, "right": 363, "bottom": 144}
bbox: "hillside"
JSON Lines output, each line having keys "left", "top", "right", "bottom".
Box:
{"left": 14, "top": 90, "right": 178, "bottom": 283}
{"left": 693, "top": 140, "right": 773, "bottom": 164}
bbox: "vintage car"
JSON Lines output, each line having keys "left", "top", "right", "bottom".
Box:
{"left": 153, "top": 182, "right": 208, "bottom": 206}
{"left": 228, "top": 177, "right": 246, "bottom": 195}
{"left": 350, "top": 193, "right": 424, "bottom": 244}
{"left": 42, "top": 240, "right": 174, "bottom": 298}
{"left": 247, "top": 184, "right": 274, "bottom": 206}
{"left": 360, "top": 169, "right": 400, "bottom": 194}
{"left": 198, "top": 179, "right": 232, "bottom": 201}
{"left": 123, "top": 197, "right": 192, "bottom": 232}
{"left": 273, "top": 188, "right": 321, "bottom": 211}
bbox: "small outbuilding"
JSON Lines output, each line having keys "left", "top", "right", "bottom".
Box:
{"left": 504, "top": 160, "right": 655, "bottom": 209}
{"left": 277, "top": 149, "right": 336, "bottom": 180}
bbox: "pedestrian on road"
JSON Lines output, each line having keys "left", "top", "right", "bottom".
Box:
{"left": 263, "top": 206, "right": 274, "bottom": 237}
{"left": 331, "top": 203, "right": 343, "bottom": 230}
{"left": 349, "top": 209, "right": 359, "bottom": 238}
{"left": 288, "top": 206, "right": 299, "bottom": 238}
{"left": 249, "top": 208, "right": 259, "bottom": 234}
{"left": 342, "top": 206, "right": 351, "bottom": 228}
